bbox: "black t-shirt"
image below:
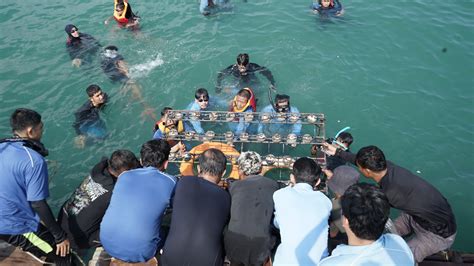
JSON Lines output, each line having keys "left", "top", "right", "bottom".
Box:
{"left": 339, "top": 151, "right": 456, "bottom": 238}
{"left": 65, "top": 33, "right": 101, "bottom": 63}
{"left": 100, "top": 55, "right": 128, "bottom": 83}
{"left": 57, "top": 159, "right": 116, "bottom": 249}
{"left": 161, "top": 176, "right": 231, "bottom": 266}
{"left": 72, "top": 95, "right": 108, "bottom": 135}
{"left": 224, "top": 175, "right": 279, "bottom": 264}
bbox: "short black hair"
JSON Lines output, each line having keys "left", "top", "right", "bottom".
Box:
{"left": 108, "top": 149, "right": 140, "bottom": 176}
{"left": 140, "top": 139, "right": 171, "bottom": 168}
{"left": 275, "top": 94, "right": 290, "bottom": 102}
{"left": 86, "top": 84, "right": 102, "bottom": 97}
{"left": 195, "top": 88, "right": 209, "bottom": 99}
{"left": 116, "top": 2, "right": 125, "bottom": 10}
{"left": 160, "top": 107, "right": 172, "bottom": 116}
{"left": 292, "top": 157, "right": 321, "bottom": 185}
{"left": 237, "top": 88, "right": 251, "bottom": 100}
{"left": 198, "top": 148, "right": 227, "bottom": 177}
{"left": 341, "top": 183, "right": 390, "bottom": 240}
{"left": 10, "top": 108, "right": 42, "bottom": 133}
{"left": 355, "top": 146, "right": 387, "bottom": 172}
{"left": 338, "top": 132, "right": 353, "bottom": 147}
{"left": 236, "top": 53, "right": 249, "bottom": 66}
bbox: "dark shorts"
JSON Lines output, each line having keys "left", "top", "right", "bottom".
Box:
{"left": 0, "top": 223, "right": 72, "bottom": 265}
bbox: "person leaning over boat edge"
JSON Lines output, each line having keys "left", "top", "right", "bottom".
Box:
{"left": 160, "top": 148, "right": 231, "bottom": 266}
{"left": 321, "top": 143, "right": 457, "bottom": 263}
{"left": 0, "top": 108, "right": 71, "bottom": 265}
{"left": 319, "top": 183, "right": 414, "bottom": 265}
{"left": 57, "top": 150, "right": 140, "bottom": 252}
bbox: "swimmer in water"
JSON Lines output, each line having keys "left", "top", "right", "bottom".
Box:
{"left": 216, "top": 53, "right": 276, "bottom": 94}
{"left": 199, "top": 0, "right": 230, "bottom": 16}
{"left": 73, "top": 85, "right": 108, "bottom": 148}
{"left": 64, "top": 24, "right": 101, "bottom": 67}
{"left": 312, "top": 0, "right": 344, "bottom": 17}
{"left": 100, "top": 45, "right": 156, "bottom": 121}
{"left": 104, "top": 0, "right": 140, "bottom": 30}
{"left": 228, "top": 88, "right": 257, "bottom": 135}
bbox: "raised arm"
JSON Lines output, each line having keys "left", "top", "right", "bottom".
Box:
{"left": 253, "top": 63, "right": 276, "bottom": 86}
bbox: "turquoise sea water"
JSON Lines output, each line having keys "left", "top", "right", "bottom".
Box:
{"left": 0, "top": 0, "right": 473, "bottom": 252}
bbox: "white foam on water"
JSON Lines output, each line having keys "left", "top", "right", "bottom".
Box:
{"left": 129, "top": 54, "right": 164, "bottom": 79}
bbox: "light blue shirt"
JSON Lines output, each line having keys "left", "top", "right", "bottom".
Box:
{"left": 0, "top": 142, "right": 49, "bottom": 235}
{"left": 318, "top": 234, "right": 414, "bottom": 266}
{"left": 273, "top": 183, "right": 332, "bottom": 266}
{"left": 100, "top": 167, "right": 177, "bottom": 262}
{"left": 258, "top": 104, "right": 302, "bottom": 136}
{"left": 229, "top": 106, "right": 254, "bottom": 135}
{"left": 184, "top": 99, "right": 214, "bottom": 134}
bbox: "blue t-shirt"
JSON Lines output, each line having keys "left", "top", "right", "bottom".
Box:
{"left": 0, "top": 142, "right": 49, "bottom": 234}
{"left": 100, "top": 167, "right": 177, "bottom": 262}
{"left": 258, "top": 105, "right": 302, "bottom": 137}
{"left": 318, "top": 234, "right": 414, "bottom": 266}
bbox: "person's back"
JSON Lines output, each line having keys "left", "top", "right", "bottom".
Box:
{"left": 100, "top": 45, "right": 128, "bottom": 83}
{"left": 58, "top": 150, "right": 139, "bottom": 250}
{"left": 318, "top": 183, "right": 414, "bottom": 266}
{"left": 320, "top": 233, "right": 413, "bottom": 266}
{"left": 161, "top": 176, "right": 230, "bottom": 265}
{"left": 226, "top": 175, "right": 279, "bottom": 264}
{"left": 100, "top": 140, "right": 176, "bottom": 262}
{"left": 161, "top": 148, "right": 231, "bottom": 266}
{"left": 273, "top": 158, "right": 332, "bottom": 265}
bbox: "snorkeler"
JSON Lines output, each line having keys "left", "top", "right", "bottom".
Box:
{"left": 64, "top": 24, "right": 101, "bottom": 67}
{"left": 73, "top": 85, "right": 108, "bottom": 148}
{"left": 100, "top": 45, "right": 156, "bottom": 121}
{"left": 104, "top": 0, "right": 140, "bottom": 29}
{"left": 200, "top": 0, "right": 230, "bottom": 16}
{"left": 258, "top": 94, "right": 302, "bottom": 137}
{"left": 312, "top": 0, "right": 344, "bottom": 16}
{"left": 216, "top": 53, "right": 276, "bottom": 94}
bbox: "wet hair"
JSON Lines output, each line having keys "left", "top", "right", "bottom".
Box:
{"left": 237, "top": 151, "right": 263, "bottom": 176}
{"left": 292, "top": 157, "right": 321, "bottom": 185}
{"left": 275, "top": 94, "right": 290, "bottom": 104}
{"left": 108, "top": 149, "right": 140, "bottom": 176}
{"left": 355, "top": 146, "right": 387, "bottom": 172}
{"left": 86, "top": 84, "right": 102, "bottom": 97}
{"left": 160, "top": 107, "right": 173, "bottom": 116}
{"left": 237, "top": 89, "right": 251, "bottom": 100}
{"left": 198, "top": 148, "right": 227, "bottom": 178}
{"left": 140, "top": 139, "right": 171, "bottom": 168}
{"left": 10, "top": 108, "right": 42, "bottom": 133}
{"left": 195, "top": 88, "right": 209, "bottom": 99}
{"left": 337, "top": 132, "right": 353, "bottom": 147}
{"left": 236, "top": 53, "right": 249, "bottom": 66}
{"left": 104, "top": 45, "right": 118, "bottom": 52}
{"left": 341, "top": 183, "right": 390, "bottom": 240}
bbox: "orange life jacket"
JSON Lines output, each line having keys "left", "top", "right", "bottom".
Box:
{"left": 229, "top": 87, "right": 257, "bottom": 112}
{"left": 114, "top": 0, "right": 129, "bottom": 24}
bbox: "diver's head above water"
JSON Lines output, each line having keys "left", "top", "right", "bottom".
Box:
{"left": 274, "top": 94, "right": 291, "bottom": 113}
{"left": 65, "top": 24, "right": 80, "bottom": 39}
{"left": 236, "top": 53, "right": 250, "bottom": 76}
{"left": 195, "top": 88, "right": 210, "bottom": 110}
{"left": 103, "top": 45, "right": 119, "bottom": 58}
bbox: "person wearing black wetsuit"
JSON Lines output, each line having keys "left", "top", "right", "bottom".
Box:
{"left": 100, "top": 45, "right": 129, "bottom": 83}
{"left": 57, "top": 150, "right": 140, "bottom": 251}
{"left": 160, "top": 149, "right": 231, "bottom": 266}
{"left": 216, "top": 53, "right": 276, "bottom": 93}
{"left": 312, "top": 0, "right": 344, "bottom": 17}
{"left": 73, "top": 85, "right": 108, "bottom": 145}
{"left": 64, "top": 24, "right": 101, "bottom": 67}
{"left": 323, "top": 144, "right": 457, "bottom": 262}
